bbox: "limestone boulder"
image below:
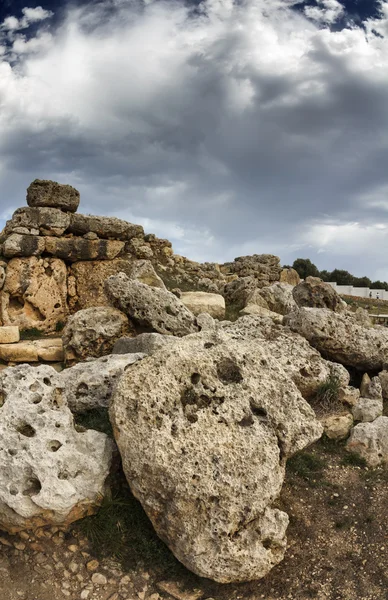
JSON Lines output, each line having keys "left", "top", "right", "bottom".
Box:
{"left": 68, "top": 259, "right": 133, "bottom": 311}
{"left": 352, "top": 398, "right": 383, "bottom": 423}
{"left": 378, "top": 370, "right": 388, "bottom": 400}
{"left": 0, "top": 265, "right": 5, "bottom": 290}
{"left": 0, "top": 338, "right": 63, "bottom": 363}
{"left": 0, "top": 326, "right": 19, "bottom": 344}
{"left": 0, "top": 364, "right": 113, "bottom": 533}
{"left": 223, "top": 276, "right": 257, "bottom": 310}
{"left": 62, "top": 353, "right": 145, "bottom": 413}
{"left": 285, "top": 307, "right": 388, "bottom": 371}
{"left": 68, "top": 213, "right": 143, "bottom": 240}
{"left": 0, "top": 257, "right": 68, "bottom": 333}
{"left": 130, "top": 260, "right": 166, "bottom": 289}
{"left": 250, "top": 283, "right": 297, "bottom": 316}
{"left": 5, "top": 207, "right": 70, "bottom": 237}
{"left": 338, "top": 386, "right": 360, "bottom": 407}
{"left": 222, "top": 316, "right": 349, "bottom": 400}
{"left": 113, "top": 332, "right": 178, "bottom": 356}
{"left": 180, "top": 292, "right": 226, "bottom": 320}
{"left": 280, "top": 268, "right": 300, "bottom": 286}
{"left": 63, "top": 307, "right": 131, "bottom": 362}
{"left": 3, "top": 234, "right": 45, "bottom": 258}
{"left": 110, "top": 329, "right": 322, "bottom": 583}
{"left": 293, "top": 277, "right": 346, "bottom": 313}
{"left": 105, "top": 273, "right": 199, "bottom": 337}
{"left": 360, "top": 374, "right": 382, "bottom": 399}
{"left": 321, "top": 414, "right": 353, "bottom": 440}
{"left": 346, "top": 416, "right": 388, "bottom": 466}
{"left": 27, "top": 179, "right": 80, "bottom": 212}
{"left": 45, "top": 237, "right": 125, "bottom": 262}
{"left": 239, "top": 304, "right": 284, "bottom": 324}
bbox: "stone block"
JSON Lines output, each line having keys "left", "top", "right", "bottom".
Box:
{"left": 0, "top": 326, "right": 19, "bottom": 344}
{"left": 27, "top": 179, "right": 80, "bottom": 212}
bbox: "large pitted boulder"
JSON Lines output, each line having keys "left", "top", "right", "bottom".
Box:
{"left": 61, "top": 353, "right": 145, "bottom": 413}
{"left": 239, "top": 304, "right": 284, "bottom": 324}
{"left": 68, "top": 259, "right": 134, "bottom": 311}
{"left": 292, "top": 277, "right": 346, "bottom": 313}
{"left": 285, "top": 308, "right": 388, "bottom": 371}
{"left": 248, "top": 283, "right": 297, "bottom": 316}
{"left": 346, "top": 417, "right": 388, "bottom": 466}
{"left": 130, "top": 260, "right": 166, "bottom": 289}
{"left": 2, "top": 234, "right": 45, "bottom": 258}
{"left": 4, "top": 207, "right": 71, "bottom": 237}
{"left": 0, "top": 364, "right": 113, "bottom": 533}
{"left": 63, "top": 306, "right": 131, "bottom": 362}
{"left": 0, "top": 257, "right": 68, "bottom": 333}
{"left": 221, "top": 316, "right": 349, "bottom": 400}
{"left": 45, "top": 237, "right": 125, "bottom": 262}
{"left": 280, "top": 268, "right": 300, "bottom": 286}
{"left": 223, "top": 276, "right": 257, "bottom": 310}
{"left": 180, "top": 291, "right": 226, "bottom": 320}
{"left": 378, "top": 370, "right": 388, "bottom": 399}
{"left": 67, "top": 213, "right": 143, "bottom": 240}
{"left": 105, "top": 273, "right": 199, "bottom": 337}
{"left": 27, "top": 179, "right": 80, "bottom": 213}
{"left": 113, "top": 332, "right": 178, "bottom": 355}
{"left": 110, "top": 329, "right": 322, "bottom": 583}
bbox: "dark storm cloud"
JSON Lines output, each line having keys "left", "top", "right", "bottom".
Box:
{"left": 1, "top": 0, "right": 388, "bottom": 277}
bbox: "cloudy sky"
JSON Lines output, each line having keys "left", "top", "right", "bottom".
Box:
{"left": 1, "top": 0, "right": 388, "bottom": 279}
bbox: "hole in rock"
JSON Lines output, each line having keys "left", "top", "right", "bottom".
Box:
{"left": 191, "top": 373, "right": 201, "bottom": 385}
{"left": 204, "top": 342, "right": 214, "bottom": 349}
{"left": 76, "top": 383, "right": 89, "bottom": 398}
{"left": 17, "top": 423, "right": 36, "bottom": 438}
{"left": 9, "top": 485, "right": 18, "bottom": 496}
{"left": 238, "top": 414, "right": 254, "bottom": 427}
{"left": 54, "top": 303, "right": 60, "bottom": 309}
{"left": 29, "top": 383, "right": 40, "bottom": 392}
{"left": 217, "top": 358, "right": 243, "bottom": 384}
{"left": 48, "top": 440, "right": 62, "bottom": 452}
{"left": 249, "top": 401, "right": 268, "bottom": 419}
{"left": 30, "top": 394, "right": 42, "bottom": 404}
{"left": 58, "top": 472, "right": 69, "bottom": 480}
{"left": 8, "top": 296, "right": 24, "bottom": 313}
{"left": 22, "top": 477, "right": 42, "bottom": 497}
{"left": 0, "top": 392, "right": 5, "bottom": 408}
{"left": 45, "top": 266, "right": 53, "bottom": 277}
{"left": 262, "top": 538, "right": 273, "bottom": 550}
{"left": 43, "top": 378, "right": 51, "bottom": 386}
{"left": 55, "top": 422, "right": 61, "bottom": 428}
{"left": 8, "top": 449, "right": 17, "bottom": 456}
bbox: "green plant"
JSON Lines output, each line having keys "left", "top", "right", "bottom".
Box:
{"left": 287, "top": 451, "right": 325, "bottom": 482}
{"left": 55, "top": 321, "right": 65, "bottom": 333}
{"left": 312, "top": 375, "right": 342, "bottom": 416}
{"left": 20, "top": 327, "right": 44, "bottom": 340}
{"left": 341, "top": 452, "right": 367, "bottom": 468}
{"left": 74, "top": 408, "right": 113, "bottom": 438}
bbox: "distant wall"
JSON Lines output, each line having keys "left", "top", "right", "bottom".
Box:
{"left": 328, "top": 282, "right": 388, "bottom": 300}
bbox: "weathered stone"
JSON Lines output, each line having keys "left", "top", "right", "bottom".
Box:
{"left": 285, "top": 308, "right": 388, "bottom": 371}
{"left": 360, "top": 374, "right": 382, "bottom": 399}
{"left": 222, "top": 316, "right": 349, "bottom": 400}
{"left": 280, "top": 268, "right": 300, "bottom": 286}
{"left": 0, "top": 364, "right": 113, "bottom": 532}
{"left": 378, "top": 370, "right": 388, "bottom": 400}
{"left": 223, "top": 276, "right": 258, "bottom": 310}
{"left": 62, "top": 353, "right": 145, "bottom": 413}
{"left": 352, "top": 398, "right": 383, "bottom": 423}
{"left": 221, "top": 254, "right": 282, "bottom": 284}
{"left": 346, "top": 416, "right": 388, "bottom": 466}
{"left": 248, "top": 283, "right": 297, "bottom": 316}
{"left": 113, "top": 333, "right": 178, "bottom": 356}
{"left": 0, "top": 326, "right": 19, "bottom": 344}
{"left": 5, "top": 207, "right": 71, "bottom": 237}
{"left": 68, "top": 213, "right": 143, "bottom": 240}
{"left": 0, "top": 257, "right": 68, "bottom": 333}
{"left": 338, "top": 386, "right": 360, "bottom": 407}
{"left": 3, "top": 234, "right": 45, "bottom": 258}
{"left": 196, "top": 312, "right": 218, "bottom": 331}
{"left": 0, "top": 266, "right": 5, "bottom": 290}
{"left": 0, "top": 339, "right": 63, "bottom": 363}
{"left": 63, "top": 307, "right": 131, "bottom": 362}
{"left": 68, "top": 259, "right": 133, "bottom": 311}
{"left": 110, "top": 329, "right": 322, "bottom": 583}
{"left": 239, "top": 304, "right": 284, "bottom": 324}
{"left": 293, "top": 277, "right": 346, "bottom": 313}
{"left": 44, "top": 237, "right": 125, "bottom": 262}
{"left": 180, "top": 292, "right": 225, "bottom": 320}
{"left": 27, "top": 180, "right": 80, "bottom": 213}
{"left": 105, "top": 273, "right": 199, "bottom": 337}
{"left": 321, "top": 414, "right": 353, "bottom": 440}
{"left": 130, "top": 260, "right": 166, "bottom": 289}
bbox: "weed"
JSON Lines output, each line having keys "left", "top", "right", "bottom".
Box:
{"left": 287, "top": 452, "right": 325, "bottom": 482}
{"left": 55, "top": 321, "right": 65, "bottom": 333}
{"left": 311, "top": 375, "right": 342, "bottom": 416}
{"left": 20, "top": 327, "right": 44, "bottom": 340}
{"left": 341, "top": 452, "right": 367, "bottom": 468}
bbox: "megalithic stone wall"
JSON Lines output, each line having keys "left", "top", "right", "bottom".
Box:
{"left": 0, "top": 180, "right": 283, "bottom": 332}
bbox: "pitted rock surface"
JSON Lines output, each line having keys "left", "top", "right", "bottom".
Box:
{"left": 62, "top": 352, "right": 145, "bottom": 413}
{"left": 180, "top": 291, "right": 226, "bottom": 320}
{"left": 27, "top": 180, "right": 80, "bottom": 213}
{"left": 254, "top": 283, "right": 297, "bottom": 316}
{"left": 63, "top": 306, "right": 132, "bottom": 362}
{"left": 129, "top": 259, "right": 166, "bottom": 289}
{"left": 4, "top": 207, "right": 71, "bottom": 237}
{"left": 292, "top": 277, "right": 346, "bottom": 313}
{"left": 110, "top": 329, "right": 322, "bottom": 583}
{"left": 105, "top": 273, "right": 199, "bottom": 337}
{"left": 285, "top": 307, "right": 388, "bottom": 371}
{"left": 113, "top": 332, "right": 178, "bottom": 355}
{"left": 0, "top": 364, "right": 113, "bottom": 533}
{"left": 68, "top": 213, "right": 143, "bottom": 240}
{"left": 346, "top": 416, "right": 388, "bottom": 466}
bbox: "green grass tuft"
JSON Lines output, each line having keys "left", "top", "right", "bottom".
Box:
{"left": 287, "top": 452, "right": 326, "bottom": 482}
{"left": 341, "top": 452, "right": 367, "bottom": 468}
{"left": 74, "top": 408, "right": 113, "bottom": 438}
{"left": 20, "top": 327, "right": 44, "bottom": 340}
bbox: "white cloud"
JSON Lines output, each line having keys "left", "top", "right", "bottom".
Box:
{"left": 0, "top": 1, "right": 388, "bottom": 276}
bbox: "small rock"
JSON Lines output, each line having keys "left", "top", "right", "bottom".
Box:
{"left": 86, "top": 559, "right": 99, "bottom": 572}
{"left": 91, "top": 573, "right": 107, "bottom": 585}
{"left": 157, "top": 581, "right": 204, "bottom": 600}
{"left": 80, "top": 591, "right": 90, "bottom": 600}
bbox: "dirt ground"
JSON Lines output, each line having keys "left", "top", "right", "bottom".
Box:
{"left": 1, "top": 435, "right": 387, "bottom": 600}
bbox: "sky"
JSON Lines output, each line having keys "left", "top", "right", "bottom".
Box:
{"left": 1, "top": 0, "right": 388, "bottom": 280}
